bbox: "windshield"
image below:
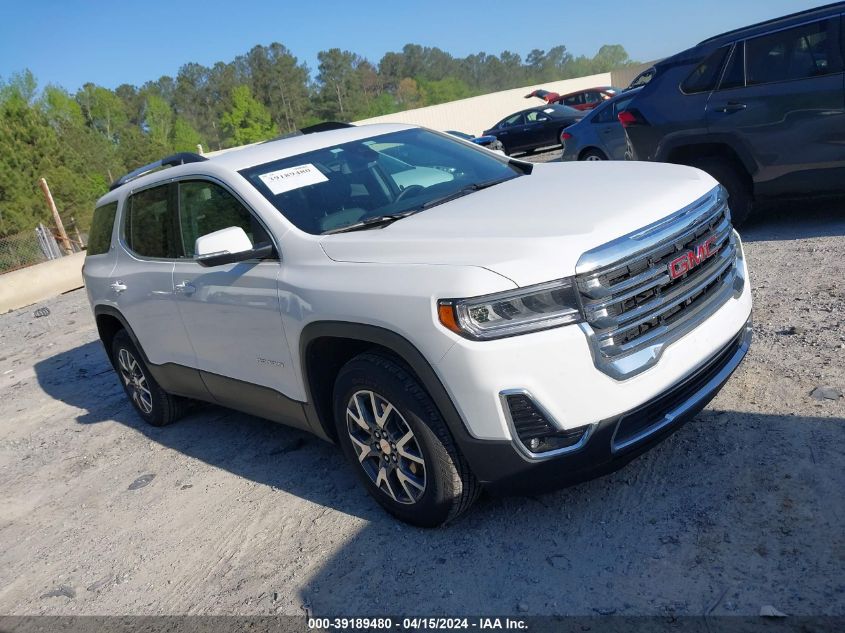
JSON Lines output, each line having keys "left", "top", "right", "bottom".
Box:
{"left": 240, "top": 128, "right": 522, "bottom": 235}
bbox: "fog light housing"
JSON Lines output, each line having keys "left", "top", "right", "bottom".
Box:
{"left": 502, "top": 392, "right": 590, "bottom": 456}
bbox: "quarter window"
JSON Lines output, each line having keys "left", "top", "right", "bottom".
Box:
{"left": 177, "top": 181, "right": 271, "bottom": 258}
{"left": 125, "top": 185, "right": 175, "bottom": 259}
{"left": 87, "top": 201, "right": 118, "bottom": 256}
{"left": 746, "top": 18, "right": 843, "bottom": 85}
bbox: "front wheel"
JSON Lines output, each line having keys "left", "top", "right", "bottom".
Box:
{"left": 333, "top": 353, "right": 480, "bottom": 527}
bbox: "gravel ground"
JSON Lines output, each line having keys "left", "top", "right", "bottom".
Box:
{"left": 0, "top": 193, "right": 843, "bottom": 619}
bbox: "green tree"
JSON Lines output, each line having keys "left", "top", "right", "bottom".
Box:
{"left": 144, "top": 94, "right": 173, "bottom": 147}
{"left": 419, "top": 77, "right": 473, "bottom": 106}
{"left": 316, "top": 48, "right": 365, "bottom": 119}
{"left": 76, "top": 83, "right": 128, "bottom": 141}
{"left": 171, "top": 117, "right": 203, "bottom": 152}
{"left": 220, "top": 85, "right": 276, "bottom": 146}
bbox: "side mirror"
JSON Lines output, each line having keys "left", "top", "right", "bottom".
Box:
{"left": 195, "top": 226, "right": 274, "bottom": 267}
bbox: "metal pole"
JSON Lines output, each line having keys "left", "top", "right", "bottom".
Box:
{"left": 70, "top": 216, "right": 84, "bottom": 251}
{"left": 38, "top": 177, "right": 72, "bottom": 255}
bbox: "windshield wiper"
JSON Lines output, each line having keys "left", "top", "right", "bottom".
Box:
{"left": 322, "top": 210, "right": 420, "bottom": 235}
{"left": 420, "top": 177, "right": 511, "bottom": 210}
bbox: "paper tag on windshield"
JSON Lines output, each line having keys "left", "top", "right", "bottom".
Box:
{"left": 543, "top": 108, "right": 555, "bottom": 114}
{"left": 258, "top": 164, "right": 328, "bottom": 195}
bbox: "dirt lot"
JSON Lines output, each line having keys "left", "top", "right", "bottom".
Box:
{"left": 0, "top": 199, "right": 843, "bottom": 619}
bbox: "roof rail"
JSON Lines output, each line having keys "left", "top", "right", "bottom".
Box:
{"left": 262, "top": 121, "right": 355, "bottom": 145}
{"left": 300, "top": 121, "right": 355, "bottom": 134}
{"left": 109, "top": 152, "right": 208, "bottom": 191}
{"left": 698, "top": 1, "right": 845, "bottom": 45}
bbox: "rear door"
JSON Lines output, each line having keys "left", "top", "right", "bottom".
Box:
{"left": 109, "top": 183, "right": 196, "bottom": 368}
{"left": 170, "top": 178, "right": 303, "bottom": 426}
{"left": 593, "top": 94, "right": 637, "bottom": 159}
{"left": 706, "top": 16, "right": 845, "bottom": 196}
{"left": 83, "top": 201, "right": 120, "bottom": 309}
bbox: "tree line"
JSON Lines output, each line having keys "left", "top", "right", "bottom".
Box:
{"left": 0, "top": 42, "right": 637, "bottom": 237}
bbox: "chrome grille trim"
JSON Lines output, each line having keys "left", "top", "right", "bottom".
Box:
{"left": 575, "top": 186, "right": 744, "bottom": 380}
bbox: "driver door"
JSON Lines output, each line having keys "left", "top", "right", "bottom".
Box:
{"left": 170, "top": 179, "right": 303, "bottom": 426}
{"left": 495, "top": 112, "right": 527, "bottom": 152}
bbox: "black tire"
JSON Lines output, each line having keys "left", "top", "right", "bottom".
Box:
{"left": 686, "top": 157, "right": 753, "bottom": 225}
{"left": 111, "top": 330, "right": 188, "bottom": 427}
{"left": 580, "top": 148, "right": 608, "bottom": 161}
{"left": 333, "top": 352, "right": 480, "bottom": 527}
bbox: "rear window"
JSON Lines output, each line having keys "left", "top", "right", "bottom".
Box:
{"left": 125, "top": 184, "right": 176, "bottom": 259}
{"left": 681, "top": 47, "right": 730, "bottom": 94}
{"left": 87, "top": 202, "right": 117, "bottom": 256}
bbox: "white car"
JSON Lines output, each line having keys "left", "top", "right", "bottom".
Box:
{"left": 83, "top": 123, "right": 752, "bottom": 526}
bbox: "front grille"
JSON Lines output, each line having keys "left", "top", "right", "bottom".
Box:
{"left": 576, "top": 187, "right": 741, "bottom": 379}
{"left": 612, "top": 329, "right": 744, "bottom": 451}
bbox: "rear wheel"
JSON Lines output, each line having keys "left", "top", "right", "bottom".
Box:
{"left": 111, "top": 330, "right": 188, "bottom": 427}
{"left": 580, "top": 148, "right": 607, "bottom": 161}
{"left": 686, "top": 157, "right": 753, "bottom": 225}
{"left": 333, "top": 352, "right": 480, "bottom": 527}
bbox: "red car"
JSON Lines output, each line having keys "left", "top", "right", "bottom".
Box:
{"left": 526, "top": 87, "right": 619, "bottom": 111}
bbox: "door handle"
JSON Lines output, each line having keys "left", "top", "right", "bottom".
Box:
{"left": 174, "top": 281, "right": 196, "bottom": 296}
{"left": 714, "top": 102, "right": 747, "bottom": 113}
{"left": 110, "top": 281, "right": 127, "bottom": 294}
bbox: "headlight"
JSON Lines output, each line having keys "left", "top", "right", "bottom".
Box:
{"left": 438, "top": 278, "right": 583, "bottom": 340}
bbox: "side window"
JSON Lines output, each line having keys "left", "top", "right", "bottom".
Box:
{"left": 87, "top": 201, "right": 118, "bottom": 256}
{"left": 584, "top": 91, "right": 602, "bottom": 104}
{"left": 125, "top": 184, "right": 175, "bottom": 259}
{"left": 746, "top": 18, "right": 843, "bottom": 85}
{"left": 592, "top": 103, "right": 614, "bottom": 124}
{"left": 563, "top": 94, "right": 584, "bottom": 106}
{"left": 500, "top": 113, "right": 525, "bottom": 128}
{"left": 177, "top": 180, "right": 271, "bottom": 258}
{"left": 719, "top": 44, "right": 745, "bottom": 90}
{"left": 526, "top": 111, "right": 549, "bottom": 123}
{"left": 681, "top": 46, "right": 730, "bottom": 94}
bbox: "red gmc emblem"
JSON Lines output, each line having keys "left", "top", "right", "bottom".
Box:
{"left": 668, "top": 235, "right": 719, "bottom": 280}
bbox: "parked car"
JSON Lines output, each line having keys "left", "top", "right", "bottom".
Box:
{"left": 483, "top": 105, "right": 582, "bottom": 155}
{"left": 84, "top": 122, "right": 751, "bottom": 526}
{"left": 561, "top": 89, "right": 641, "bottom": 161}
{"left": 446, "top": 130, "right": 504, "bottom": 152}
{"left": 620, "top": 2, "right": 845, "bottom": 224}
{"left": 556, "top": 86, "right": 619, "bottom": 111}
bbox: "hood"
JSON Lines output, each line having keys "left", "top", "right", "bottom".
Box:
{"left": 320, "top": 161, "right": 717, "bottom": 287}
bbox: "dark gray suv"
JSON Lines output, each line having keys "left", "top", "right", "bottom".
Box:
{"left": 621, "top": 3, "right": 845, "bottom": 224}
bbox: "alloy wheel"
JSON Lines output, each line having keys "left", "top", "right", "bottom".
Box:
{"left": 117, "top": 348, "right": 153, "bottom": 414}
{"left": 346, "top": 390, "right": 426, "bottom": 504}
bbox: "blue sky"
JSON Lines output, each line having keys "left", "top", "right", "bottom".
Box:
{"left": 0, "top": 0, "right": 826, "bottom": 91}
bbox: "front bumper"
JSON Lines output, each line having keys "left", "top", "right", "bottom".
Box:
{"left": 458, "top": 318, "right": 751, "bottom": 492}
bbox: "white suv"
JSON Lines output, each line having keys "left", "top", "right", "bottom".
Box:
{"left": 83, "top": 123, "right": 752, "bottom": 526}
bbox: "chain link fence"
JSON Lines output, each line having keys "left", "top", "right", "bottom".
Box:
{"left": 0, "top": 224, "right": 64, "bottom": 273}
